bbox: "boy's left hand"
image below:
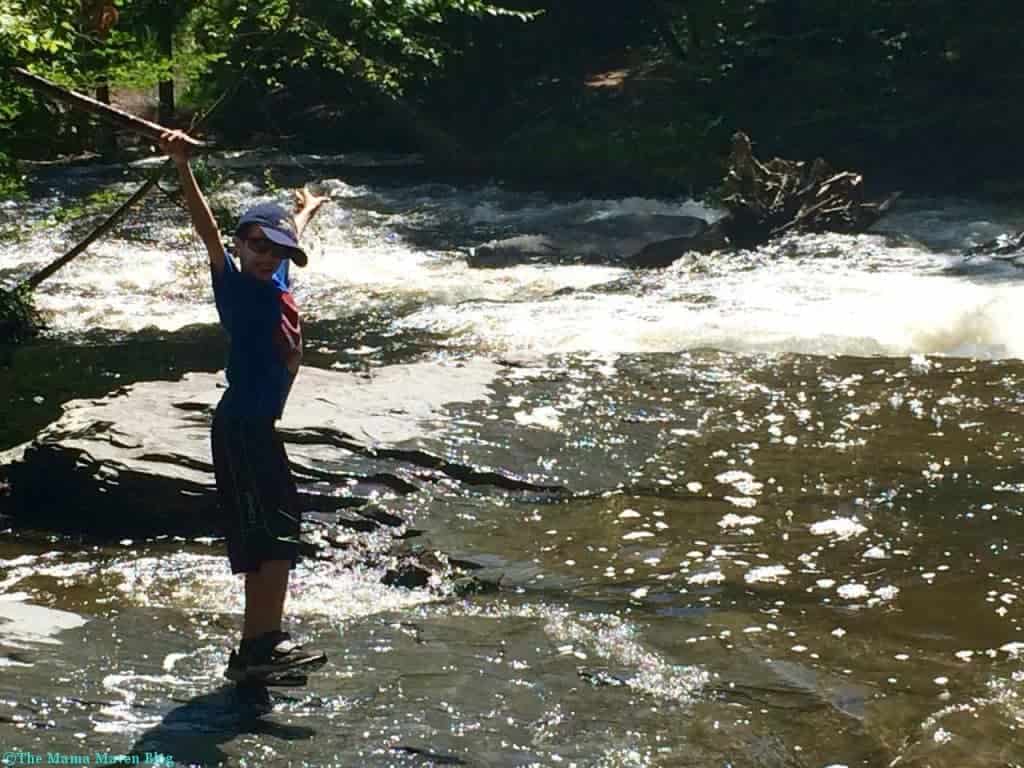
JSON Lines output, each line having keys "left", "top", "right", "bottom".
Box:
{"left": 293, "top": 186, "right": 328, "bottom": 215}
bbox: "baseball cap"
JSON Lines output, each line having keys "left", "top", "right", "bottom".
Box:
{"left": 235, "top": 202, "right": 308, "bottom": 267}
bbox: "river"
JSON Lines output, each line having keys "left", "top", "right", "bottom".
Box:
{"left": 1, "top": 154, "right": 1023, "bottom": 767}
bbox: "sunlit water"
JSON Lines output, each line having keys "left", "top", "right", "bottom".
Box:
{"left": 2, "top": 155, "right": 1024, "bottom": 766}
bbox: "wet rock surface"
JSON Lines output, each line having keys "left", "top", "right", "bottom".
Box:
{"left": 623, "top": 222, "right": 730, "bottom": 268}
{"left": 0, "top": 360, "right": 560, "bottom": 590}
{"left": 962, "top": 230, "right": 1024, "bottom": 266}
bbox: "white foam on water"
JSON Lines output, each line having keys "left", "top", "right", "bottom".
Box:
{"left": 462, "top": 194, "right": 721, "bottom": 227}
{"left": 161, "top": 652, "right": 188, "bottom": 673}
{"left": 718, "top": 514, "right": 764, "bottom": 529}
{"left": 809, "top": 517, "right": 868, "bottom": 540}
{"left": 744, "top": 565, "right": 791, "bottom": 584}
{"left": 110, "top": 552, "right": 439, "bottom": 623}
{"left": 7, "top": 181, "right": 1024, "bottom": 359}
{"left": 0, "top": 593, "right": 88, "bottom": 645}
{"left": 837, "top": 583, "right": 870, "bottom": 600}
{"left": 714, "top": 470, "right": 764, "bottom": 496}
{"left": 687, "top": 569, "right": 725, "bottom": 586}
{"left": 96, "top": 672, "right": 185, "bottom": 734}
{"left": 988, "top": 670, "right": 1024, "bottom": 726}
{"left": 403, "top": 245, "right": 1024, "bottom": 358}
{"left": 514, "top": 405, "right": 563, "bottom": 430}
{"left": 724, "top": 496, "right": 758, "bottom": 509}
{"left": 540, "top": 607, "right": 709, "bottom": 704}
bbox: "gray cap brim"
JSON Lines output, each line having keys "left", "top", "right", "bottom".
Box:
{"left": 262, "top": 227, "right": 308, "bottom": 267}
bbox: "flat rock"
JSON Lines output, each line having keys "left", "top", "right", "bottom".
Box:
{"left": 0, "top": 361, "right": 502, "bottom": 536}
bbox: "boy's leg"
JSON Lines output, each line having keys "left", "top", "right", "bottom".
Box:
{"left": 243, "top": 558, "right": 291, "bottom": 640}
{"left": 213, "top": 410, "right": 327, "bottom": 682}
{"left": 234, "top": 556, "right": 326, "bottom": 683}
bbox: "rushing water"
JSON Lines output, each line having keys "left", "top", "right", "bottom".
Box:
{"left": 2, "top": 154, "right": 1024, "bottom": 766}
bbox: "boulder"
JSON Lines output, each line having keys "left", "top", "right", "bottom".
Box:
{"left": 468, "top": 235, "right": 563, "bottom": 268}
{"left": 624, "top": 221, "right": 730, "bottom": 268}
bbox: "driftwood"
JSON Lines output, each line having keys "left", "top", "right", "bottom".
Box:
{"left": 10, "top": 68, "right": 205, "bottom": 148}
{"left": 620, "top": 134, "right": 901, "bottom": 268}
{"left": 719, "top": 131, "right": 900, "bottom": 248}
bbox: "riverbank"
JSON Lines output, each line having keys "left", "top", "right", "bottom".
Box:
{"left": 8, "top": 58, "right": 1020, "bottom": 206}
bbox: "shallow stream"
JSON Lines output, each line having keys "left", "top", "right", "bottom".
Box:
{"left": 2, "top": 155, "right": 1024, "bottom": 766}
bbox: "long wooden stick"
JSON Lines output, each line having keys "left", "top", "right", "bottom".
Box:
{"left": 9, "top": 65, "right": 209, "bottom": 292}
{"left": 19, "top": 161, "right": 170, "bottom": 291}
{"left": 10, "top": 67, "right": 205, "bottom": 148}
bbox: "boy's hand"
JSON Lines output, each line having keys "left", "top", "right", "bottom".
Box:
{"left": 293, "top": 186, "right": 327, "bottom": 215}
{"left": 160, "top": 130, "right": 194, "bottom": 165}
{"left": 292, "top": 186, "right": 328, "bottom": 242}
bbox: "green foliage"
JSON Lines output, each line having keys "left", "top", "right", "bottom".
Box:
{"left": 189, "top": 156, "right": 226, "bottom": 194}
{"left": 495, "top": 87, "right": 722, "bottom": 195}
{"left": 185, "top": 0, "right": 539, "bottom": 146}
{"left": 641, "top": 0, "right": 1024, "bottom": 184}
{"left": 49, "top": 187, "right": 123, "bottom": 225}
{"left": 0, "top": 150, "right": 26, "bottom": 200}
{"left": 1, "top": 0, "right": 539, "bottom": 156}
{"left": 2, "top": 0, "right": 1024, "bottom": 193}
{"left": 262, "top": 167, "right": 279, "bottom": 193}
{"left": 0, "top": 284, "right": 43, "bottom": 344}
{"left": 203, "top": 195, "right": 237, "bottom": 239}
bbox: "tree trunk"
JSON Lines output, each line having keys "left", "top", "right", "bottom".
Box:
{"left": 157, "top": 7, "right": 175, "bottom": 125}
{"left": 686, "top": 11, "right": 701, "bottom": 51}
{"left": 95, "top": 81, "right": 118, "bottom": 156}
{"left": 159, "top": 80, "right": 175, "bottom": 127}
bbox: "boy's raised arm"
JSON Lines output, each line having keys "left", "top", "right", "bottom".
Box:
{"left": 160, "top": 130, "right": 226, "bottom": 274}
{"left": 292, "top": 186, "right": 328, "bottom": 242}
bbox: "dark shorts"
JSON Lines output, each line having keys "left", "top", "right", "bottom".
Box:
{"left": 211, "top": 406, "right": 301, "bottom": 574}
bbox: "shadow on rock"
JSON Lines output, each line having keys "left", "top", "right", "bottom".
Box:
{"left": 129, "top": 684, "right": 314, "bottom": 766}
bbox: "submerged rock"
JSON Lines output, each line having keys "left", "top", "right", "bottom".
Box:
{"left": 624, "top": 222, "right": 730, "bottom": 268}
{"left": 962, "top": 230, "right": 1024, "bottom": 265}
{"left": 468, "top": 234, "right": 563, "bottom": 268}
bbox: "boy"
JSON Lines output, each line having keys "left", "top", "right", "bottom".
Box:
{"left": 161, "top": 129, "right": 328, "bottom": 685}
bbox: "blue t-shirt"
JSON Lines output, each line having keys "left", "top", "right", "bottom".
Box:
{"left": 212, "top": 253, "right": 301, "bottom": 421}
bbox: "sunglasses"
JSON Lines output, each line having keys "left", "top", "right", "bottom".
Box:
{"left": 243, "top": 236, "right": 289, "bottom": 259}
